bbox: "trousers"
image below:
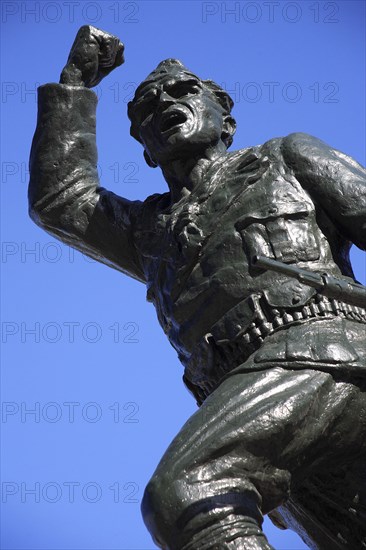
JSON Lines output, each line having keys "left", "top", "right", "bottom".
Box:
{"left": 141, "top": 365, "right": 366, "bottom": 549}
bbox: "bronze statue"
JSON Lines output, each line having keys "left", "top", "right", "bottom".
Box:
{"left": 29, "top": 26, "right": 366, "bottom": 550}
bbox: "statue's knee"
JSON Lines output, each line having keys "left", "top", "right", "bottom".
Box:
{"left": 141, "top": 473, "right": 178, "bottom": 546}
{"left": 141, "top": 476, "right": 160, "bottom": 528}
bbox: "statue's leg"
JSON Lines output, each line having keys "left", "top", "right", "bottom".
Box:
{"left": 141, "top": 367, "right": 366, "bottom": 550}
{"left": 274, "top": 452, "right": 366, "bottom": 550}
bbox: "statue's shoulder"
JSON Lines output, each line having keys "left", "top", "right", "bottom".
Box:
{"left": 233, "top": 136, "right": 285, "bottom": 165}
{"left": 282, "top": 131, "right": 322, "bottom": 146}
{"left": 261, "top": 133, "right": 321, "bottom": 156}
{"left": 234, "top": 136, "right": 286, "bottom": 159}
{"left": 233, "top": 133, "right": 327, "bottom": 169}
{"left": 230, "top": 138, "right": 281, "bottom": 160}
{"left": 281, "top": 132, "right": 332, "bottom": 161}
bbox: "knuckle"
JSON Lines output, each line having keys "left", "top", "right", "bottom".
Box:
{"left": 79, "top": 24, "right": 91, "bottom": 34}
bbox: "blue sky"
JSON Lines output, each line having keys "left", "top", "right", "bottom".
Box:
{"left": 1, "top": 1, "right": 365, "bottom": 549}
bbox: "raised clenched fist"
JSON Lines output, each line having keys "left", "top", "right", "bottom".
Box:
{"left": 60, "top": 25, "right": 124, "bottom": 88}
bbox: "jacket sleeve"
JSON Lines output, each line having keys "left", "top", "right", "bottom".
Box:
{"left": 28, "top": 83, "right": 146, "bottom": 283}
{"left": 282, "top": 132, "right": 366, "bottom": 251}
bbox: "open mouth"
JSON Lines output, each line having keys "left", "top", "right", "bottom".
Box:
{"left": 160, "top": 110, "right": 188, "bottom": 133}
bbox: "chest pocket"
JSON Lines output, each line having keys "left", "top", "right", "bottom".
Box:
{"left": 236, "top": 201, "right": 320, "bottom": 264}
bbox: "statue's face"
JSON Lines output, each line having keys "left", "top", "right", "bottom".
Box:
{"left": 131, "top": 69, "right": 226, "bottom": 166}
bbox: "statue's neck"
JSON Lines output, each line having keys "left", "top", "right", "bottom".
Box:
{"left": 161, "top": 144, "right": 228, "bottom": 203}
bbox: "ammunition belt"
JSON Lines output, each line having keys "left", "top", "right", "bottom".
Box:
{"left": 184, "top": 295, "right": 366, "bottom": 405}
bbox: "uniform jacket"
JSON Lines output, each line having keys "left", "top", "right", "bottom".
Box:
{"left": 29, "top": 84, "right": 366, "bottom": 403}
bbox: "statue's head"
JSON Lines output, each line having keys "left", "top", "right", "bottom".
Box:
{"left": 128, "top": 59, "right": 236, "bottom": 168}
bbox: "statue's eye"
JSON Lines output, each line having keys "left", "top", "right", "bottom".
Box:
{"left": 139, "top": 105, "right": 154, "bottom": 124}
{"left": 164, "top": 80, "right": 200, "bottom": 99}
{"left": 136, "top": 96, "right": 157, "bottom": 124}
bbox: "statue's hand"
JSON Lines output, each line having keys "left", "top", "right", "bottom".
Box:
{"left": 60, "top": 25, "right": 124, "bottom": 88}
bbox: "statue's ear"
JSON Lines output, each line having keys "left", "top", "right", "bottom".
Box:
{"left": 143, "top": 150, "right": 158, "bottom": 168}
{"left": 221, "top": 115, "right": 237, "bottom": 148}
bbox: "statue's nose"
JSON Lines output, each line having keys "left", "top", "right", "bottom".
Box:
{"left": 159, "top": 91, "right": 175, "bottom": 104}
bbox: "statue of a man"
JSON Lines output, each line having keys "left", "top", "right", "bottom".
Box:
{"left": 29, "top": 26, "right": 366, "bottom": 550}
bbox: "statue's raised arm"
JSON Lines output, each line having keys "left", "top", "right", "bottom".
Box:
{"left": 28, "top": 26, "right": 146, "bottom": 283}
{"left": 28, "top": 29, "right": 366, "bottom": 549}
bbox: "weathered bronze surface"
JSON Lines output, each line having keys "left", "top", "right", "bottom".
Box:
{"left": 29, "top": 26, "right": 366, "bottom": 550}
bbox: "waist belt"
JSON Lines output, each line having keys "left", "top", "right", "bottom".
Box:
{"left": 183, "top": 295, "right": 366, "bottom": 405}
